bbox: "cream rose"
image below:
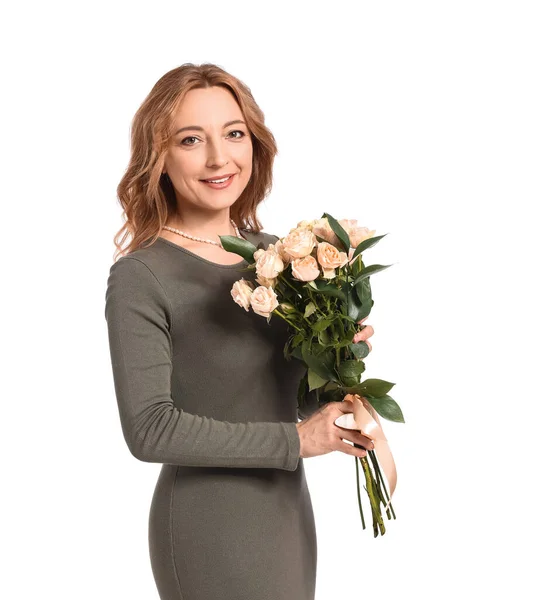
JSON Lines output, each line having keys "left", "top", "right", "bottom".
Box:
{"left": 282, "top": 228, "right": 316, "bottom": 259}
{"left": 316, "top": 241, "right": 349, "bottom": 279}
{"left": 291, "top": 255, "right": 320, "bottom": 282}
{"left": 250, "top": 285, "right": 280, "bottom": 319}
{"left": 347, "top": 226, "right": 376, "bottom": 264}
{"left": 311, "top": 217, "right": 341, "bottom": 247}
{"left": 338, "top": 218, "right": 359, "bottom": 233}
{"left": 337, "top": 219, "right": 376, "bottom": 248}
{"left": 255, "top": 273, "right": 277, "bottom": 288}
{"left": 296, "top": 219, "right": 315, "bottom": 231}
{"left": 254, "top": 244, "right": 285, "bottom": 280}
{"left": 348, "top": 226, "right": 376, "bottom": 249}
{"left": 230, "top": 279, "right": 255, "bottom": 311}
{"left": 274, "top": 239, "right": 293, "bottom": 264}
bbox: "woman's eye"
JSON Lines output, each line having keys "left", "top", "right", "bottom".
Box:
{"left": 181, "top": 130, "right": 246, "bottom": 146}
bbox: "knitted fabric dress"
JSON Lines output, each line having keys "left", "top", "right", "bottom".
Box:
{"left": 104, "top": 229, "right": 318, "bottom": 600}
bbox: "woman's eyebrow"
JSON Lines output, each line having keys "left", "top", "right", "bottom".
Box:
{"left": 174, "top": 119, "right": 246, "bottom": 135}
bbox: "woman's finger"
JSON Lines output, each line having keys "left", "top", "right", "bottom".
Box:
{"left": 353, "top": 325, "right": 374, "bottom": 343}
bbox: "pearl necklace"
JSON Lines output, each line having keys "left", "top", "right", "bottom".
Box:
{"left": 162, "top": 219, "right": 244, "bottom": 248}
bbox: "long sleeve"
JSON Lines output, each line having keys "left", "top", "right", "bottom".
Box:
{"left": 104, "top": 256, "right": 300, "bottom": 470}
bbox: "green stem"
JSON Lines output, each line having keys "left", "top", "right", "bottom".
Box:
{"left": 272, "top": 309, "right": 301, "bottom": 331}
{"left": 370, "top": 450, "right": 396, "bottom": 520}
{"left": 355, "top": 456, "right": 366, "bottom": 530}
{"left": 279, "top": 273, "right": 302, "bottom": 296}
{"left": 369, "top": 453, "right": 387, "bottom": 518}
{"left": 307, "top": 289, "right": 328, "bottom": 318}
{"left": 359, "top": 454, "right": 385, "bottom": 537}
{"left": 369, "top": 463, "right": 386, "bottom": 535}
{"left": 277, "top": 274, "right": 315, "bottom": 326}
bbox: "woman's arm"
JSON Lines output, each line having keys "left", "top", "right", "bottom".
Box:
{"left": 104, "top": 256, "right": 300, "bottom": 470}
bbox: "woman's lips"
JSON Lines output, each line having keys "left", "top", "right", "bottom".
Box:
{"left": 200, "top": 174, "right": 236, "bottom": 189}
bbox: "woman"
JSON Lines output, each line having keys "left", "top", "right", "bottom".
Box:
{"left": 105, "top": 63, "right": 375, "bottom": 600}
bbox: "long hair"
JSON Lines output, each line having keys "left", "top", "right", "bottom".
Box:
{"left": 112, "top": 63, "right": 278, "bottom": 261}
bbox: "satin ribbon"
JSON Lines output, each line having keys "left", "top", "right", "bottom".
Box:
{"left": 334, "top": 393, "right": 397, "bottom": 506}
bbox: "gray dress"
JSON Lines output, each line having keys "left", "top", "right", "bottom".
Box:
{"left": 104, "top": 229, "right": 318, "bottom": 600}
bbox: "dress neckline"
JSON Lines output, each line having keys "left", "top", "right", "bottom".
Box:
{"left": 155, "top": 229, "right": 252, "bottom": 269}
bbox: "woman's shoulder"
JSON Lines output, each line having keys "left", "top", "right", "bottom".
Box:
{"left": 106, "top": 239, "right": 174, "bottom": 294}
{"left": 112, "top": 236, "right": 177, "bottom": 270}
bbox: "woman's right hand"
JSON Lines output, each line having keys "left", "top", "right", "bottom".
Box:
{"left": 296, "top": 401, "right": 375, "bottom": 459}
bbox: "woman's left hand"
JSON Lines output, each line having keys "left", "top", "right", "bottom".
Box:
{"left": 353, "top": 316, "right": 374, "bottom": 352}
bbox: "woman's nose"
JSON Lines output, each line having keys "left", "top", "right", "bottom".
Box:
{"left": 206, "top": 141, "right": 229, "bottom": 168}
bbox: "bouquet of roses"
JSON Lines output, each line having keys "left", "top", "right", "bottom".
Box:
{"left": 220, "top": 213, "right": 403, "bottom": 537}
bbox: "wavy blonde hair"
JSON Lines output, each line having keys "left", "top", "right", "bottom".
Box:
{"left": 112, "top": 63, "right": 278, "bottom": 261}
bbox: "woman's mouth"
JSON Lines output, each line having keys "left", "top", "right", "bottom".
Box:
{"left": 200, "top": 173, "right": 236, "bottom": 190}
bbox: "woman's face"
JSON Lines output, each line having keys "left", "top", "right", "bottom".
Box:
{"left": 163, "top": 86, "right": 253, "bottom": 214}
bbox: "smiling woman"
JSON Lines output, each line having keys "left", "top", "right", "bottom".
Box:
{"left": 111, "top": 63, "right": 279, "bottom": 261}
{"left": 105, "top": 63, "right": 317, "bottom": 600}
{"left": 162, "top": 88, "right": 253, "bottom": 217}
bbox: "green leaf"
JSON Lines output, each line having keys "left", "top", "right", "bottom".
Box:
{"left": 290, "top": 333, "right": 305, "bottom": 349}
{"left": 339, "top": 313, "right": 360, "bottom": 324}
{"left": 338, "top": 325, "right": 356, "bottom": 346}
{"left": 338, "top": 359, "right": 365, "bottom": 379}
{"left": 347, "top": 286, "right": 373, "bottom": 322}
{"left": 318, "top": 329, "right": 332, "bottom": 346}
{"left": 354, "top": 276, "right": 372, "bottom": 305}
{"left": 340, "top": 280, "right": 352, "bottom": 296}
{"left": 354, "top": 264, "right": 393, "bottom": 285}
{"left": 311, "top": 280, "right": 347, "bottom": 302}
{"left": 365, "top": 378, "right": 396, "bottom": 396}
{"left": 345, "top": 377, "right": 395, "bottom": 397}
{"left": 338, "top": 359, "right": 365, "bottom": 386}
{"left": 304, "top": 301, "right": 316, "bottom": 318}
{"left": 308, "top": 368, "right": 328, "bottom": 391}
{"left": 219, "top": 234, "right": 259, "bottom": 263}
{"left": 365, "top": 394, "right": 405, "bottom": 423}
{"left": 290, "top": 345, "right": 304, "bottom": 362}
{"left": 349, "top": 341, "right": 370, "bottom": 359}
{"left": 301, "top": 341, "right": 340, "bottom": 383}
{"left": 352, "top": 233, "right": 388, "bottom": 255}
{"left": 322, "top": 212, "right": 350, "bottom": 252}
{"left": 311, "top": 318, "right": 332, "bottom": 333}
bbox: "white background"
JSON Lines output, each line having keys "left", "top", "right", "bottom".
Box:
{"left": 2, "top": 1, "right": 549, "bottom": 598}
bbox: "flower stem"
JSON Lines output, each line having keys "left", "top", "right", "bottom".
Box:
{"left": 307, "top": 289, "right": 328, "bottom": 318}
{"left": 272, "top": 309, "right": 301, "bottom": 331}
{"left": 355, "top": 456, "right": 366, "bottom": 530}
{"left": 370, "top": 450, "right": 396, "bottom": 519}
{"left": 279, "top": 273, "right": 302, "bottom": 296}
{"left": 359, "top": 453, "right": 386, "bottom": 536}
